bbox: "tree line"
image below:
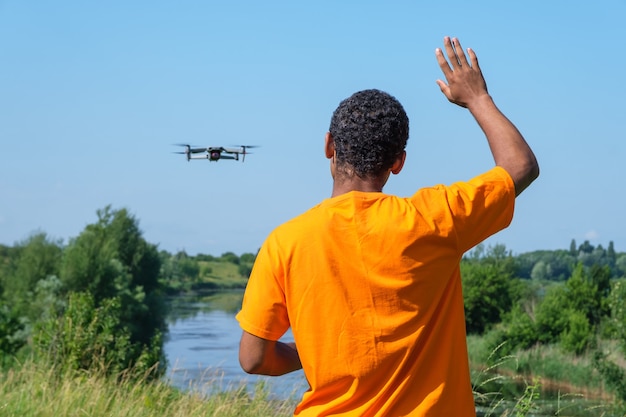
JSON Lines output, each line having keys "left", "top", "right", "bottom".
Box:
{"left": 1, "top": 205, "right": 626, "bottom": 405}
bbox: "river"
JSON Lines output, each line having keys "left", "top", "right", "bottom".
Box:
{"left": 163, "top": 290, "right": 308, "bottom": 401}
{"left": 162, "top": 290, "right": 613, "bottom": 416}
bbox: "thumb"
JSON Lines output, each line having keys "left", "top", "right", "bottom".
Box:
{"left": 436, "top": 79, "right": 450, "bottom": 98}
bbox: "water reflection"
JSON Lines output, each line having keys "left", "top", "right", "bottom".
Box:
{"left": 166, "top": 290, "right": 244, "bottom": 320}
{"left": 163, "top": 290, "right": 308, "bottom": 400}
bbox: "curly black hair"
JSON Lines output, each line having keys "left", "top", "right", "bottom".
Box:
{"left": 329, "top": 89, "right": 409, "bottom": 178}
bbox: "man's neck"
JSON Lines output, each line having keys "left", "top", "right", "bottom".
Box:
{"left": 330, "top": 176, "right": 388, "bottom": 198}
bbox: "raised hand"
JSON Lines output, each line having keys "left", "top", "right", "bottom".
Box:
{"left": 435, "top": 36, "right": 489, "bottom": 109}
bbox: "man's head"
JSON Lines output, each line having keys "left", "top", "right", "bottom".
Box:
{"left": 328, "top": 89, "right": 409, "bottom": 179}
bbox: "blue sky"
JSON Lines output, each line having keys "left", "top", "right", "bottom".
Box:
{"left": 1, "top": 1, "right": 625, "bottom": 257}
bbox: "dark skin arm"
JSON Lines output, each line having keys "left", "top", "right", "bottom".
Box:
{"left": 435, "top": 36, "right": 539, "bottom": 196}
{"left": 238, "top": 331, "right": 302, "bottom": 376}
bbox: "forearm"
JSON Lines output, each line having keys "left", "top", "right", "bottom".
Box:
{"left": 239, "top": 331, "right": 302, "bottom": 376}
{"left": 467, "top": 94, "right": 539, "bottom": 196}
{"left": 255, "top": 341, "right": 302, "bottom": 376}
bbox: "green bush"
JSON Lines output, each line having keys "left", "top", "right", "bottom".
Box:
{"left": 0, "top": 305, "right": 25, "bottom": 362}
{"left": 593, "top": 350, "right": 626, "bottom": 412}
{"left": 33, "top": 291, "right": 163, "bottom": 379}
{"left": 560, "top": 310, "right": 594, "bottom": 355}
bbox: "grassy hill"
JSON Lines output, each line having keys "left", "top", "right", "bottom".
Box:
{"left": 159, "top": 252, "right": 255, "bottom": 293}
{"left": 195, "top": 259, "right": 250, "bottom": 289}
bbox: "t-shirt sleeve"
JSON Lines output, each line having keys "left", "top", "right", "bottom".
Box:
{"left": 411, "top": 166, "right": 516, "bottom": 253}
{"left": 235, "top": 233, "right": 291, "bottom": 341}
{"left": 447, "top": 166, "right": 516, "bottom": 252}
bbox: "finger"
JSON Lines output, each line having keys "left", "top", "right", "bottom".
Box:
{"left": 452, "top": 38, "right": 470, "bottom": 68}
{"left": 435, "top": 47, "right": 453, "bottom": 79}
{"left": 454, "top": 38, "right": 470, "bottom": 66}
{"left": 467, "top": 47, "right": 480, "bottom": 72}
{"left": 435, "top": 79, "right": 451, "bottom": 100}
{"left": 443, "top": 36, "right": 461, "bottom": 69}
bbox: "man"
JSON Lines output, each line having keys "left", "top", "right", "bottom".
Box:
{"left": 236, "top": 36, "right": 539, "bottom": 416}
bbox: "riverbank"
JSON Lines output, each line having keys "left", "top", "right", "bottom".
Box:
{"left": 3, "top": 356, "right": 624, "bottom": 417}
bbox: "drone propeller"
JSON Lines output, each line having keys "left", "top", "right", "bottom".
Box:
{"left": 232, "top": 145, "right": 259, "bottom": 149}
{"left": 231, "top": 144, "right": 259, "bottom": 156}
{"left": 172, "top": 144, "right": 195, "bottom": 161}
{"left": 235, "top": 145, "right": 259, "bottom": 162}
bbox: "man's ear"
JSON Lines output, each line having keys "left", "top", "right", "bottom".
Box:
{"left": 391, "top": 151, "right": 406, "bottom": 175}
{"left": 324, "top": 132, "right": 335, "bottom": 159}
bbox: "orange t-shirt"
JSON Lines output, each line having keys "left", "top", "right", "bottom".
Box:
{"left": 236, "top": 167, "right": 515, "bottom": 416}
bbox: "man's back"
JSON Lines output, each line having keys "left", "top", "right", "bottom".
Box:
{"left": 237, "top": 167, "right": 515, "bottom": 415}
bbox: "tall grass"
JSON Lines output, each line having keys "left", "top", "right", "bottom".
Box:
{"left": 4, "top": 342, "right": 624, "bottom": 417}
{"left": 467, "top": 336, "right": 621, "bottom": 416}
{"left": 3, "top": 357, "right": 550, "bottom": 417}
{"left": 0, "top": 358, "right": 297, "bottom": 417}
{"left": 467, "top": 335, "right": 608, "bottom": 394}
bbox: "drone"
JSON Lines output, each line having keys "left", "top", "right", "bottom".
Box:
{"left": 174, "top": 144, "right": 258, "bottom": 162}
